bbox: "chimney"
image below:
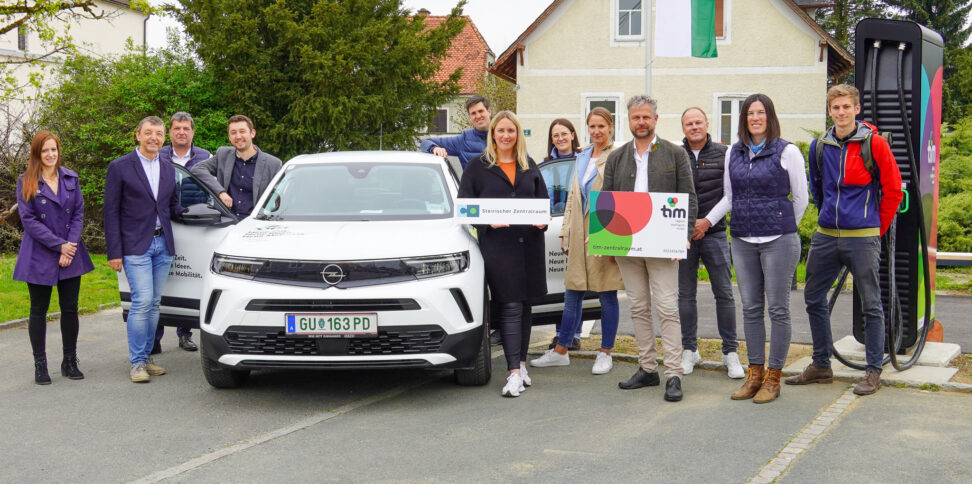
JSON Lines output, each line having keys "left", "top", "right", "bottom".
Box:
{"left": 417, "top": 8, "right": 431, "bottom": 15}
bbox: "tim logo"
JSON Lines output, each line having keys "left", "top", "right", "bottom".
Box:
{"left": 457, "top": 204, "right": 480, "bottom": 217}
{"left": 661, "top": 196, "right": 686, "bottom": 218}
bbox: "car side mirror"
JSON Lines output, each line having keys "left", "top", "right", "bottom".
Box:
{"left": 182, "top": 203, "right": 224, "bottom": 226}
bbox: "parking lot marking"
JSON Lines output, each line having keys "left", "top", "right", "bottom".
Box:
{"left": 131, "top": 351, "right": 505, "bottom": 484}
{"left": 747, "top": 387, "right": 860, "bottom": 483}
{"left": 129, "top": 377, "right": 435, "bottom": 483}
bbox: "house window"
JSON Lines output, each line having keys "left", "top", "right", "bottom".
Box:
{"left": 584, "top": 94, "right": 623, "bottom": 145}
{"left": 617, "top": 0, "right": 643, "bottom": 39}
{"left": 17, "top": 25, "right": 27, "bottom": 51}
{"left": 717, "top": 96, "right": 750, "bottom": 145}
{"left": 716, "top": 0, "right": 725, "bottom": 39}
{"left": 431, "top": 109, "right": 448, "bottom": 133}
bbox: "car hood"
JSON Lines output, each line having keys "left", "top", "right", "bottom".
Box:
{"left": 216, "top": 218, "right": 476, "bottom": 261}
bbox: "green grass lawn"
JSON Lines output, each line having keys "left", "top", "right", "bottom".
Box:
{"left": 0, "top": 254, "right": 119, "bottom": 323}
{"left": 698, "top": 262, "right": 808, "bottom": 284}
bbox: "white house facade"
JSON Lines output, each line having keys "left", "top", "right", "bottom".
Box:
{"left": 491, "top": 0, "right": 853, "bottom": 157}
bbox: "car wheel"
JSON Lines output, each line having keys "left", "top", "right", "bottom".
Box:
{"left": 455, "top": 289, "right": 492, "bottom": 386}
{"left": 200, "top": 339, "right": 250, "bottom": 389}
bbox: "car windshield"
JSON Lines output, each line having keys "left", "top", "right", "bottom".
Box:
{"left": 256, "top": 162, "right": 453, "bottom": 221}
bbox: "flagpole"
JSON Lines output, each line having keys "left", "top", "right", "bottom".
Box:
{"left": 645, "top": 0, "right": 652, "bottom": 96}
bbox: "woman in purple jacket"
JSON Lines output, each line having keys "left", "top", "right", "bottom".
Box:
{"left": 14, "top": 131, "right": 94, "bottom": 385}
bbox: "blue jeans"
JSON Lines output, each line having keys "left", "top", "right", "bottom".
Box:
{"left": 731, "top": 232, "right": 800, "bottom": 370}
{"left": 804, "top": 233, "right": 885, "bottom": 373}
{"left": 678, "top": 231, "right": 738, "bottom": 354}
{"left": 123, "top": 236, "right": 173, "bottom": 365}
{"left": 556, "top": 290, "right": 619, "bottom": 350}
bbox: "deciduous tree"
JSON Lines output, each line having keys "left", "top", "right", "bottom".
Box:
{"left": 171, "top": 0, "right": 467, "bottom": 159}
{"left": 28, "top": 41, "right": 229, "bottom": 251}
{"left": 0, "top": 0, "right": 154, "bottom": 101}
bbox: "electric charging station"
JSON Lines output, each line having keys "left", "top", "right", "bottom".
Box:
{"left": 831, "top": 19, "right": 943, "bottom": 370}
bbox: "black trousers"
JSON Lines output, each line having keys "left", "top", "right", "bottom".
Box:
{"left": 498, "top": 301, "right": 532, "bottom": 371}
{"left": 27, "top": 276, "right": 82, "bottom": 358}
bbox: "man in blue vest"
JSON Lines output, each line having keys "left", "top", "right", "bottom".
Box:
{"left": 152, "top": 111, "right": 212, "bottom": 354}
{"left": 419, "top": 95, "right": 490, "bottom": 168}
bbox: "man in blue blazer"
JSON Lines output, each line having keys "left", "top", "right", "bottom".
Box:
{"left": 104, "top": 116, "right": 186, "bottom": 383}
{"left": 155, "top": 111, "right": 211, "bottom": 353}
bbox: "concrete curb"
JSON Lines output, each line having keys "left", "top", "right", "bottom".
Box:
{"left": 0, "top": 302, "right": 119, "bottom": 329}
{"left": 527, "top": 349, "right": 972, "bottom": 393}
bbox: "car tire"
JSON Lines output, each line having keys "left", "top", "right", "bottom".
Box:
{"left": 454, "top": 290, "right": 491, "bottom": 386}
{"left": 200, "top": 339, "right": 250, "bottom": 389}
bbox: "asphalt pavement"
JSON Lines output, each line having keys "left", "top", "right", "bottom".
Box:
{"left": 599, "top": 284, "right": 970, "bottom": 354}
{"left": 1, "top": 307, "right": 969, "bottom": 483}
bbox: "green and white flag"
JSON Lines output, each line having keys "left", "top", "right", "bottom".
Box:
{"left": 654, "top": 0, "right": 718, "bottom": 58}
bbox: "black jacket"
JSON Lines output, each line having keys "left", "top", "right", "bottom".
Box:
{"left": 682, "top": 135, "right": 728, "bottom": 234}
{"left": 458, "top": 154, "right": 548, "bottom": 303}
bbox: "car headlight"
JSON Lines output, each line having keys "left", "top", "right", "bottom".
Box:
{"left": 402, "top": 251, "right": 469, "bottom": 279}
{"left": 211, "top": 254, "right": 266, "bottom": 279}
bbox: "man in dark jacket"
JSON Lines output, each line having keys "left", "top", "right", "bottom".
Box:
{"left": 104, "top": 116, "right": 186, "bottom": 383}
{"left": 786, "top": 84, "right": 903, "bottom": 396}
{"left": 191, "top": 115, "right": 282, "bottom": 220}
{"left": 602, "top": 95, "right": 697, "bottom": 402}
{"left": 419, "top": 95, "right": 490, "bottom": 168}
{"left": 677, "top": 108, "right": 741, "bottom": 379}
{"left": 153, "top": 111, "right": 211, "bottom": 353}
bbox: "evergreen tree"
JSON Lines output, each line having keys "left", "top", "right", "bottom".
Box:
{"left": 881, "top": 1, "right": 971, "bottom": 49}
{"left": 881, "top": 1, "right": 972, "bottom": 120}
{"left": 171, "top": 0, "right": 467, "bottom": 159}
{"left": 812, "top": 1, "right": 889, "bottom": 54}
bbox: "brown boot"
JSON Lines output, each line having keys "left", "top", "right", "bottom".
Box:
{"left": 784, "top": 364, "right": 833, "bottom": 385}
{"left": 754, "top": 368, "right": 782, "bottom": 403}
{"left": 853, "top": 369, "right": 882, "bottom": 395}
{"left": 731, "top": 365, "right": 764, "bottom": 400}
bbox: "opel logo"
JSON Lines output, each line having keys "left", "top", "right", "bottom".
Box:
{"left": 321, "top": 264, "right": 344, "bottom": 286}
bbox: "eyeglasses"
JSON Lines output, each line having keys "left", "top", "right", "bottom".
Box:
{"left": 552, "top": 133, "right": 573, "bottom": 140}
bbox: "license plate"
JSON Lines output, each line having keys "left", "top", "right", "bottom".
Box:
{"left": 285, "top": 313, "right": 378, "bottom": 338}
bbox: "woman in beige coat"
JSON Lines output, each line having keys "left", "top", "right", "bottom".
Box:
{"left": 531, "top": 107, "right": 624, "bottom": 374}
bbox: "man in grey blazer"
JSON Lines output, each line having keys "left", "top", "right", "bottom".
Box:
{"left": 191, "top": 115, "right": 282, "bottom": 219}
{"left": 602, "top": 95, "right": 698, "bottom": 402}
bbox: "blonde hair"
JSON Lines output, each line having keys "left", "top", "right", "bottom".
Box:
{"left": 586, "top": 107, "right": 615, "bottom": 151}
{"left": 827, "top": 84, "right": 860, "bottom": 106}
{"left": 485, "top": 111, "right": 529, "bottom": 171}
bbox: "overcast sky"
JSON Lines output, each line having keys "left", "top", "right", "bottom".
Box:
{"left": 146, "top": 1, "right": 554, "bottom": 55}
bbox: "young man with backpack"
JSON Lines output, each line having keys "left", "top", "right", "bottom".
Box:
{"left": 786, "top": 84, "right": 903, "bottom": 395}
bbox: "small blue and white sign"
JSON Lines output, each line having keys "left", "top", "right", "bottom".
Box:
{"left": 454, "top": 198, "right": 550, "bottom": 225}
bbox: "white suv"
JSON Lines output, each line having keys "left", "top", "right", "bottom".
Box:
{"left": 116, "top": 152, "right": 598, "bottom": 388}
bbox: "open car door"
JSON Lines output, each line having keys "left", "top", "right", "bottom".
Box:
{"left": 116, "top": 164, "right": 238, "bottom": 328}
{"left": 532, "top": 157, "right": 602, "bottom": 325}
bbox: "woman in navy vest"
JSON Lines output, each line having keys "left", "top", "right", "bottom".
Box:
{"left": 14, "top": 131, "right": 95, "bottom": 385}
{"left": 706, "top": 94, "right": 808, "bottom": 403}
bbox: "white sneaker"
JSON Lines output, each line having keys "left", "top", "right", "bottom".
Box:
{"left": 723, "top": 352, "right": 745, "bottom": 379}
{"left": 592, "top": 352, "right": 613, "bottom": 375}
{"left": 502, "top": 373, "right": 522, "bottom": 397}
{"left": 681, "top": 349, "right": 702, "bottom": 375}
{"left": 530, "top": 349, "right": 569, "bottom": 367}
{"left": 519, "top": 364, "right": 532, "bottom": 388}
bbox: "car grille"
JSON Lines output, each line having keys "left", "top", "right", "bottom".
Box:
{"left": 224, "top": 325, "right": 446, "bottom": 356}
{"left": 245, "top": 299, "right": 420, "bottom": 312}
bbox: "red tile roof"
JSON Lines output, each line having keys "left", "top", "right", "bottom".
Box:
{"left": 421, "top": 15, "right": 492, "bottom": 95}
